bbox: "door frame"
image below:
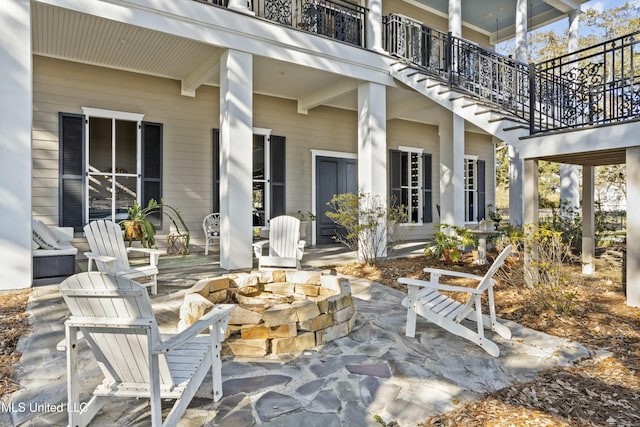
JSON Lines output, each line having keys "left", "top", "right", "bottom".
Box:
{"left": 311, "top": 149, "right": 357, "bottom": 246}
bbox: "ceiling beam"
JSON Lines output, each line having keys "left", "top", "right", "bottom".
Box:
{"left": 542, "top": 0, "right": 582, "bottom": 14}
{"left": 181, "top": 54, "right": 220, "bottom": 97}
{"left": 297, "top": 81, "right": 356, "bottom": 114}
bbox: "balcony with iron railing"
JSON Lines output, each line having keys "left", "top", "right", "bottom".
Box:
{"left": 193, "top": 1, "right": 638, "bottom": 134}
{"left": 195, "top": 0, "right": 366, "bottom": 47}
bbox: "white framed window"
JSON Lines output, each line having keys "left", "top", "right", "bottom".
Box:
{"left": 390, "top": 146, "right": 432, "bottom": 224}
{"left": 464, "top": 155, "right": 486, "bottom": 223}
{"left": 82, "top": 108, "right": 145, "bottom": 224}
{"left": 252, "top": 128, "right": 271, "bottom": 227}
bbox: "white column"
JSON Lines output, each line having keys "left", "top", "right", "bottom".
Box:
{"left": 523, "top": 159, "right": 539, "bottom": 288}
{"left": 439, "top": 109, "right": 465, "bottom": 226}
{"left": 366, "top": 0, "right": 383, "bottom": 52}
{"left": 227, "top": 0, "right": 254, "bottom": 15}
{"left": 448, "top": 0, "right": 462, "bottom": 37}
{"left": 626, "top": 147, "right": 640, "bottom": 307}
{"left": 219, "top": 49, "right": 253, "bottom": 270}
{"left": 560, "top": 164, "right": 580, "bottom": 209}
{"left": 582, "top": 165, "right": 595, "bottom": 275}
{"left": 0, "top": 0, "right": 32, "bottom": 290}
{"left": 441, "top": 0, "right": 464, "bottom": 228}
{"left": 358, "top": 82, "right": 387, "bottom": 259}
{"left": 523, "top": 159, "right": 539, "bottom": 225}
{"left": 508, "top": 0, "right": 528, "bottom": 227}
{"left": 560, "top": 11, "right": 581, "bottom": 210}
{"left": 515, "top": 0, "right": 528, "bottom": 62}
{"left": 508, "top": 144, "right": 524, "bottom": 226}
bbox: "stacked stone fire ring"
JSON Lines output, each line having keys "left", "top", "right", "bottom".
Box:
{"left": 178, "top": 270, "right": 357, "bottom": 357}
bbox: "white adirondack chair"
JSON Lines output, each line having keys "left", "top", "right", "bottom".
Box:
{"left": 399, "top": 245, "right": 513, "bottom": 357}
{"left": 252, "top": 215, "right": 305, "bottom": 269}
{"left": 203, "top": 213, "right": 220, "bottom": 256}
{"left": 84, "top": 220, "right": 164, "bottom": 294}
{"left": 58, "top": 272, "right": 234, "bottom": 427}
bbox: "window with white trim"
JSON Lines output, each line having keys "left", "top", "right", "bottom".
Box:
{"left": 464, "top": 156, "right": 486, "bottom": 222}
{"left": 390, "top": 147, "right": 432, "bottom": 224}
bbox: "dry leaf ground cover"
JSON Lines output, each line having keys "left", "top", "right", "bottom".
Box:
{"left": 1, "top": 249, "right": 638, "bottom": 426}
{"left": 333, "top": 249, "right": 640, "bottom": 426}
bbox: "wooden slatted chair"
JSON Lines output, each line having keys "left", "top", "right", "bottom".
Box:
{"left": 252, "top": 215, "right": 305, "bottom": 269}
{"left": 58, "top": 272, "right": 234, "bottom": 427}
{"left": 399, "top": 245, "right": 513, "bottom": 357}
{"left": 84, "top": 220, "right": 164, "bottom": 294}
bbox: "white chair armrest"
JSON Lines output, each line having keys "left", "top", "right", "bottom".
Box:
{"left": 127, "top": 247, "right": 163, "bottom": 266}
{"left": 398, "top": 277, "right": 484, "bottom": 295}
{"left": 252, "top": 240, "right": 268, "bottom": 258}
{"left": 422, "top": 267, "right": 484, "bottom": 282}
{"left": 154, "top": 304, "right": 235, "bottom": 353}
{"left": 297, "top": 241, "right": 306, "bottom": 259}
{"left": 84, "top": 252, "right": 117, "bottom": 272}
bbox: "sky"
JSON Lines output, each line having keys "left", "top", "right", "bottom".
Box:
{"left": 540, "top": 0, "right": 637, "bottom": 33}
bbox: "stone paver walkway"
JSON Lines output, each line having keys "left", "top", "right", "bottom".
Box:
{"left": 8, "top": 261, "right": 589, "bottom": 426}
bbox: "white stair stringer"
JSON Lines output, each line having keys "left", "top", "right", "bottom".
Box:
{"left": 390, "top": 63, "right": 530, "bottom": 145}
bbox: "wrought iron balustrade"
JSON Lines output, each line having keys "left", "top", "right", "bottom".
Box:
{"left": 533, "top": 30, "right": 640, "bottom": 133}
{"left": 384, "top": 14, "right": 640, "bottom": 134}
{"left": 194, "top": 0, "right": 366, "bottom": 47}
{"left": 383, "top": 14, "right": 530, "bottom": 123}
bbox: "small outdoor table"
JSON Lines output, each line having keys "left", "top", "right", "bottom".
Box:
{"left": 470, "top": 229, "right": 497, "bottom": 265}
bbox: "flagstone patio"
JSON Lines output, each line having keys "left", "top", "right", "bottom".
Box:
{"left": 7, "top": 244, "right": 590, "bottom": 426}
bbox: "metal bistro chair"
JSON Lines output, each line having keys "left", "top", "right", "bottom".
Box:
{"left": 203, "top": 213, "right": 220, "bottom": 256}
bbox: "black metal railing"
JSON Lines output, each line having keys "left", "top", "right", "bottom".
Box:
{"left": 195, "top": 0, "right": 366, "bottom": 48}
{"left": 384, "top": 14, "right": 640, "bottom": 134}
{"left": 383, "top": 14, "right": 530, "bottom": 122}
{"left": 533, "top": 30, "right": 640, "bottom": 133}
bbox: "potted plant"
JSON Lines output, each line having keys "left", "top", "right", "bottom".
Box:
{"left": 120, "top": 199, "right": 190, "bottom": 250}
{"left": 487, "top": 204, "right": 503, "bottom": 230}
{"left": 297, "top": 210, "right": 316, "bottom": 242}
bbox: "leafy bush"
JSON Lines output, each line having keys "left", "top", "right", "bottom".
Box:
{"left": 325, "top": 192, "right": 408, "bottom": 265}
{"left": 425, "top": 224, "right": 476, "bottom": 263}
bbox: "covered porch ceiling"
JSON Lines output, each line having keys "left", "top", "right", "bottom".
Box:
{"left": 408, "top": 0, "right": 589, "bottom": 44}
{"left": 35, "top": 2, "right": 564, "bottom": 133}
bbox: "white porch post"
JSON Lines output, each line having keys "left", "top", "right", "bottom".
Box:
{"left": 358, "top": 82, "right": 387, "bottom": 258}
{"left": 439, "top": 109, "right": 465, "bottom": 226}
{"left": 439, "top": 0, "right": 464, "bottom": 227}
{"left": 0, "top": 0, "right": 32, "bottom": 289}
{"left": 366, "top": 0, "right": 383, "bottom": 52}
{"left": 626, "top": 147, "right": 640, "bottom": 307}
{"left": 560, "top": 11, "right": 581, "bottom": 209}
{"left": 508, "top": 0, "right": 528, "bottom": 227}
{"left": 227, "top": 0, "right": 254, "bottom": 15}
{"left": 523, "top": 159, "right": 539, "bottom": 288}
{"left": 219, "top": 49, "right": 253, "bottom": 270}
{"left": 582, "top": 165, "right": 595, "bottom": 275}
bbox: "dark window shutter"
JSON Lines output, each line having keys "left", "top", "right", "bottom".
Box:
{"left": 59, "top": 112, "right": 85, "bottom": 231}
{"left": 141, "top": 121, "right": 163, "bottom": 226}
{"left": 422, "top": 153, "right": 433, "bottom": 223}
{"left": 389, "top": 150, "right": 402, "bottom": 207}
{"left": 477, "top": 159, "right": 486, "bottom": 221}
{"left": 212, "top": 129, "right": 220, "bottom": 213}
{"left": 270, "top": 135, "right": 286, "bottom": 217}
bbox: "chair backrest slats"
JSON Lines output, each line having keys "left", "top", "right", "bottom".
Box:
{"left": 268, "top": 216, "right": 300, "bottom": 259}
{"left": 60, "top": 273, "right": 173, "bottom": 387}
{"left": 84, "top": 220, "right": 131, "bottom": 272}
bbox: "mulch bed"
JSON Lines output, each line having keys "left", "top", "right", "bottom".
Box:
{"left": 331, "top": 250, "right": 640, "bottom": 426}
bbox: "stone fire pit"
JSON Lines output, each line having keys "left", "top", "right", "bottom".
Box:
{"left": 178, "top": 270, "right": 357, "bottom": 357}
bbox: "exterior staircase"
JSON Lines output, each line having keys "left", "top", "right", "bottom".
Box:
{"left": 390, "top": 61, "right": 530, "bottom": 145}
